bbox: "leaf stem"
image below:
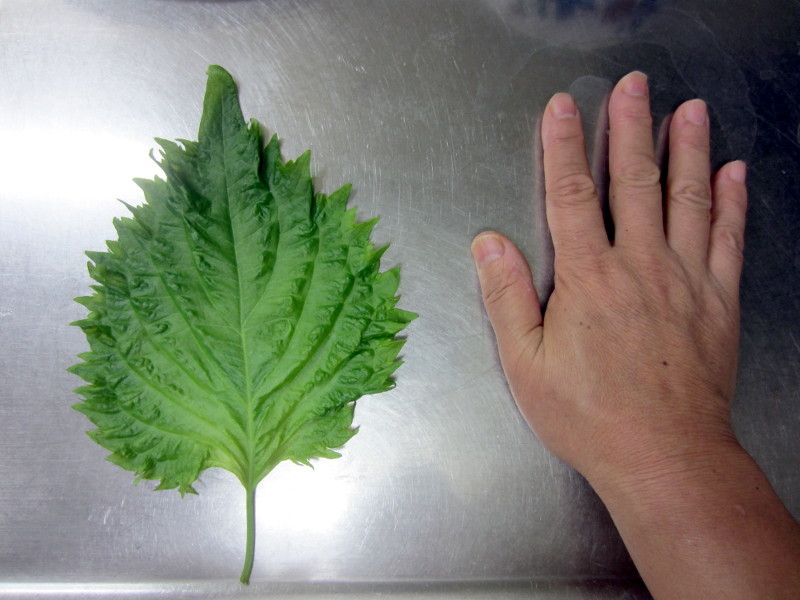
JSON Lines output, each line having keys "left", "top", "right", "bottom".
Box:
{"left": 239, "top": 484, "right": 256, "bottom": 584}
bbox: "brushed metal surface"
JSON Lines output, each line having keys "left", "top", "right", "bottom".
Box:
{"left": 1, "top": 1, "right": 798, "bottom": 598}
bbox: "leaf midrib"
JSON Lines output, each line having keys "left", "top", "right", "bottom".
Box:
{"left": 216, "top": 106, "right": 257, "bottom": 489}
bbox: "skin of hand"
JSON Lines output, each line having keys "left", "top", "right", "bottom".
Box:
{"left": 472, "top": 71, "right": 800, "bottom": 599}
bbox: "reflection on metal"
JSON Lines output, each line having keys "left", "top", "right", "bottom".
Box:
{"left": 507, "top": 0, "right": 660, "bottom": 23}
{"left": 485, "top": 0, "right": 663, "bottom": 46}
{"left": 1, "top": 0, "right": 798, "bottom": 598}
{"left": 0, "top": 129, "right": 157, "bottom": 206}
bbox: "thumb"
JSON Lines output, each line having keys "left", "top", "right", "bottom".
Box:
{"left": 471, "top": 232, "right": 543, "bottom": 362}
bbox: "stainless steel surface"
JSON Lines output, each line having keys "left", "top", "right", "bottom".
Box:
{"left": 1, "top": 1, "right": 798, "bottom": 597}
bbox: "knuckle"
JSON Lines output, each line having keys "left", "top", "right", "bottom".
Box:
{"left": 546, "top": 172, "right": 597, "bottom": 206}
{"left": 544, "top": 123, "right": 584, "bottom": 145}
{"left": 674, "top": 133, "right": 709, "bottom": 155}
{"left": 599, "top": 253, "right": 688, "bottom": 313}
{"left": 715, "top": 226, "right": 745, "bottom": 259}
{"left": 614, "top": 157, "right": 661, "bottom": 189}
{"left": 555, "top": 249, "right": 611, "bottom": 287}
{"left": 646, "top": 265, "right": 690, "bottom": 303}
{"left": 482, "top": 272, "right": 519, "bottom": 312}
{"left": 705, "top": 285, "right": 738, "bottom": 321}
{"left": 610, "top": 105, "right": 653, "bottom": 127}
{"left": 670, "top": 179, "right": 712, "bottom": 212}
{"left": 719, "top": 187, "right": 748, "bottom": 213}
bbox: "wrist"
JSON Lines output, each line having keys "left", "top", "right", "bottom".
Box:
{"left": 583, "top": 426, "right": 800, "bottom": 599}
{"left": 585, "top": 423, "right": 745, "bottom": 509}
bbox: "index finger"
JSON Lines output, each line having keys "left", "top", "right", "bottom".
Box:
{"left": 541, "top": 93, "right": 610, "bottom": 260}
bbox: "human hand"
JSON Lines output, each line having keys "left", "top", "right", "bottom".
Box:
{"left": 471, "top": 70, "right": 800, "bottom": 600}
{"left": 471, "top": 70, "right": 747, "bottom": 492}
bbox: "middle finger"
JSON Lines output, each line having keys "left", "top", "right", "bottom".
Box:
{"left": 608, "top": 71, "right": 665, "bottom": 249}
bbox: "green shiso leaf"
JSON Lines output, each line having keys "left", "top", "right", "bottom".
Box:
{"left": 69, "top": 65, "right": 416, "bottom": 584}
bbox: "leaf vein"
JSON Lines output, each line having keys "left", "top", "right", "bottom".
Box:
{"left": 126, "top": 223, "right": 243, "bottom": 402}
{"left": 240, "top": 219, "right": 281, "bottom": 328}
{"left": 180, "top": 216, "right": 238, "bottom": 330}
{"left": 124, "top": 294, "right": 247, "bottom": 440}
{"left": 113, "top": 347, "right": 244, "bottom": 467}
{"left": 255, "top": 272, "right": 359, "bottom": 455}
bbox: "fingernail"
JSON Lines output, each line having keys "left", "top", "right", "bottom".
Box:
{"left": 684, "top": 99, "right": 707, "bottom": 125}
{"left": 550, "top": 93, "right": 577, "bottom": 119}
{"left": 623, "top": 71, "right": 648, "bottom": 97}
{"left": 471, "top": 233, "right": 506, "bottom": 265}
{"left": 729, "top": 160, "right": 747, "bottom": 184}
